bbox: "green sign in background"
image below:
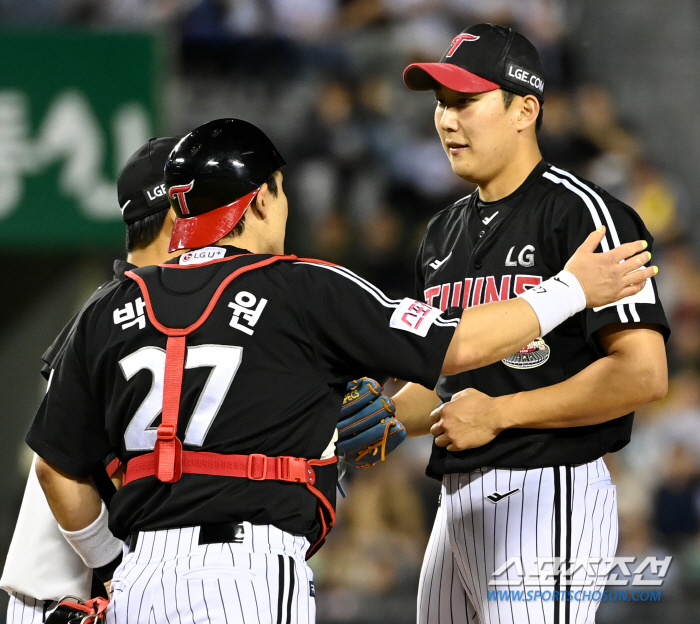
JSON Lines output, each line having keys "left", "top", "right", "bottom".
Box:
{"left": 0, "top": 31, "right": 161, "bottom": 250}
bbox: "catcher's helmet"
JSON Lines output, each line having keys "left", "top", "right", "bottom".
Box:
{"left": 164, "top": 118, "right": 286, "bottom": 252}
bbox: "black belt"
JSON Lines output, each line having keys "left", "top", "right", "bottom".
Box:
{"left": 126, "top": 522, "right": 246, "bottom": 553}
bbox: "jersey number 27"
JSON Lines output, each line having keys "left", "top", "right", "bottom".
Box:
{"left": 119, "top": 344, "right": 242, "bottom": 451}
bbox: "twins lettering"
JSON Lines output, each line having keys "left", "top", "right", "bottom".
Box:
{"left": 425, "top": 275, "right": 543, "bottom": 311}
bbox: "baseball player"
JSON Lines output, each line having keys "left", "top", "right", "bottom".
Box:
{"left": 26, "top": 118, "right": 652, "bottom": 624}
{"left": 0, "top": 137, "right": 180, "bottom": 624}
{"left": 395, "top": 23, "right": 670, "bottom": 624}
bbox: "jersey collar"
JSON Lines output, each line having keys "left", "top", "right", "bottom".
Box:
{"left": 114, "top": 259, "right": 136, "bottom": 279}
{"left": 476, "top": 159, "right": 548, "bottom": 209}
{"left": 162, "top": 244, "right": 254, "bottom": 267}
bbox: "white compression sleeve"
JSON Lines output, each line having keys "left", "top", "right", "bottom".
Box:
{"left": 58, "top": 501, "right": 123, "bottom": 569}
{"left": 518, "top": 270, "right": 586, "bottom": 337}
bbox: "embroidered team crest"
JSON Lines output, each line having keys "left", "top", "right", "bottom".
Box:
{"left": 446, "top": 34, "right": 480, "bottom": 57}
{"left": 502, "top": 338, "right": 550, "bottom": 369}
{"left": 168, "top": 180, "right": 195, "bottom": 214}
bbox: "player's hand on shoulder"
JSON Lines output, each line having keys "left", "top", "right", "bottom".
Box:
{"left": 337, "top": 377, "right": 406, "bottom": 468}
{"left": 430, "top": 388, "right": 504, "bottom": 452}
{"left": 564, "top": 226, "right": 657, "bottom": 308}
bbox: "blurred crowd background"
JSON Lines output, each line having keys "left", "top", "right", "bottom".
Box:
{"left": 1, "top": 0, "right": 700, "bottom": 622}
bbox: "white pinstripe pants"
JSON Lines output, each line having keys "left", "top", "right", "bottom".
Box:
{"left": 418, "top": 458, "right": 618, "bottom": 624}
{"left": 106, "top": 524, "right": 314, "bottom": 624}
{"left": 6, "top": 592, "right": 54, "bottom": 624}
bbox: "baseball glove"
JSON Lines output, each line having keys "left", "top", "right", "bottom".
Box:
{"left": 337, "top": 378, "right": 406, "bottom": 468}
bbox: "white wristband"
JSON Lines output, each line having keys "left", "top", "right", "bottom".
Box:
{"left": 59, "top": 501, "right": 123, "bottom": 569}
{"left": 518, "top": 270, "right": 586, "bottom": 337}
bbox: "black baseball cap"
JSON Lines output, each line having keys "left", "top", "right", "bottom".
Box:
{"left": 117, "top": 137, "right": 181, "bottom": 224}
{"left": 403, "top": 24, "right": 545, "bottom": 103}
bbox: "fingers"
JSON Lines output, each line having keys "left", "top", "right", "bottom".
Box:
{"left": 433, "top": 432, "right": 451, "bottom": 448}
{"left": 616, "top": 284, "right": 645, "bottom": 300}
{"left": 431, "top": 423, "right": 450, "bottom": 447}
{"left": 617, "top": 253, "right": 656, "bottom": 299}
{"left": 577, "top": 226, "right": 606, "bottom": 253}
{"left": 607, "top": 240, "right": 648, "bottom": 262}
{"left": 611, "top": 264, "right": 657, "bottom": 300}
{"left": 623, "top": 265, "right": 657, "bottom": 284}
{"left": 618, "top": 251, "right": 653, "bottom": 274}
{"left": 616, "top": 270, "right": 656, "bottom": 299}
{"left": 430, "top": 419, "right": 445, "bottom": 436}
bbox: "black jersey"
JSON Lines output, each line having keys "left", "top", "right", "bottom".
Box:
{"left": 415, "top": 160, "right": 670, "bottom": 477}
{"left": 39, "top": 259, "right": 135, "bottom": 510}
{"left": 41, "top": 260, "right": 135, "bottom": 379}
{"left": 28, "top": 246, "right": 457, "bottom": 544}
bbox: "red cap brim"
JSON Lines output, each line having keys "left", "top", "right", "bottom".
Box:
{"left": 403, "top": 63, "right": 500, "bottom": 93}
{"left": 168, "top": 190, "right": 258, "bottom": 253}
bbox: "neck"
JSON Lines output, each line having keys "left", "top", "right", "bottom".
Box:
{"left": 477, "top": 142, "right": 542, "bottom": 203}
{"left": 218, "top": 230, "right": 284, "bottom": 255}
{"left": 127, "top": 230, "right": 179, "bottom": 268}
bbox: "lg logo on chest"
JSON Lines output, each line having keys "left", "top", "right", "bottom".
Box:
{"left": 506, "top": 245, "right": 535, "bottom": 268}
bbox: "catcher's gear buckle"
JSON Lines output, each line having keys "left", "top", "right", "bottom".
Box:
{"left": 153, "top": 435, "right": 183, "bottom": 483}
{"left": 277, "top": 456, "right": 313, "bottom": 483}
{"left": 156, "top": 424, "right": 177, "bottom": 441}
{"left": 247, "top": 454, "right": 268, "bottom": 480}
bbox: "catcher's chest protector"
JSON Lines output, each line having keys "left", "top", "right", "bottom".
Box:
{"left": 124, "top": 253, "right": 337, "bottom": 557}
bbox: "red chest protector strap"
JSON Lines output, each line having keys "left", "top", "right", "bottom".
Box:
{"left": 123, "top": 253, "right": 339, "bottom": 556}
{"left": 125, "top": 253, "right": 296, "bottom": 483}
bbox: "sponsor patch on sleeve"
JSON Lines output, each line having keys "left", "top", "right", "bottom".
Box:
{"left": 390, "top": 298, "right": 443, "bottom": 337}
{"left": 179, "top": 247, "right": 227, "bottom": 265}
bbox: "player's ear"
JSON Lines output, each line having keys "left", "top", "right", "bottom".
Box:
{"left": 516, "top": 95, "right": 540, "bottom": 132}
{"left": 251, "top": 183, "right": 270, "bottom": 220}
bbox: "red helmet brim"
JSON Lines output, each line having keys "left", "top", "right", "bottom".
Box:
{"left": 168, "top": 189, "right": 258, "bottom": 253}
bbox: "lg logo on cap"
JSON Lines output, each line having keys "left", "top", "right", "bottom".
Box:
{"left": 505, "top": 63, "right": 544, "bottom": 92}
{"left": 143, "top": 183, "right": 167, "bottom": 206}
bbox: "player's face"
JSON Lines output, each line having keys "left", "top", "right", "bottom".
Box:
{"left": 434, "top": 86, "right": 520, "bottom": 185}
